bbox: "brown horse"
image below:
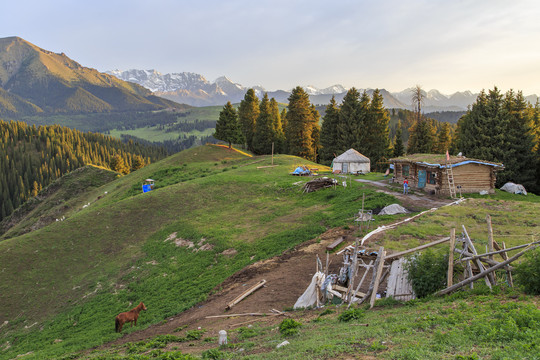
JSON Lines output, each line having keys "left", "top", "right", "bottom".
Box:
{"left": 115, "top": 302, "right": 147, "bottom": 332}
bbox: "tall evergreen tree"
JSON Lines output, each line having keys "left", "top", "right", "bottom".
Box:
{"left": 393, "top": 120, "right": 405, "bottom": 157}
{"left": 270, "top": 98, "right": 286, "bottom": 153}
{"left": 285, "top": 87, "right": 319, "bottom": 161}
{"left": 458, "top": 87, "right": 537, "bottom": 190}
{"left": 238, "top": 89, "right": 260, "bottom": 151}
{"left": 435, "top": 122, "right": 452, "bottom": 154}
{"left": 319, "top": 96, "right": 341, "bottom": 164}
{"left": 252, "top": 94, "right": 274, "bottom": 155}
{"left": 364, "top": 89, "right": 390, "bottom": 170}
{"left": 336, "top": 88, "right": 362, "bottom": 152}
{"left": 214, "top": 102, "right": 243, "bottom": 149}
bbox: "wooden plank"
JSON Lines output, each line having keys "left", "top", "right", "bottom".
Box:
{"left": 486, "top": 215, "right": 494, "bottom": 261}
{"left": 385, "top": 237, "right": 450, "bottom": 261}
{"left": 437, "top": 243, "right": 539, "bottom": 296}
{"left": 370, "top": 248, "right": 387, "bottom": 309}
{"left": 347, "top": 260, "right": 373, "bottom": 309}
{"left": 386, "top": 260, "right": 400, "bottom": 298}
{"left": 326, "top": 237, "right": 345, "bottom": 251}
{"left": 447, "top": 228, "right": 455, "bottom": 288}
{"left": 226, "top": 280, "right": 267, "bottom": 310}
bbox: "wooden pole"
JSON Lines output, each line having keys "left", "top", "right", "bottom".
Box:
{"left": 447, "top": 228, "right": 455, "bottom": 288}
{"left": 271, "top": 142, "right": 274, "bottom": 166}
{"left": 347, "top": 260, "right": 373, "bottom": 309}
{"left": 502, "top": 242, "right": 514, "bottom": 287}
{"left": 486, "top": 215, "right": 494, "bottom": 261}
{"left": 226, "top": 280, "right": 267, "bottom": 310}
{"left": 437, "top": 243, "right": 539, "bottom": 296}
{"left": 462, "top": 225, "right": 491, "bottom": 289}
{"left": 385, "top": 237, "right": 450, "bottom": 261}
{"left": 460, "top": 240, "right": 540, "bottom": 262}
{"left": 370, "top": 248, "right": 386, "bottom": 309}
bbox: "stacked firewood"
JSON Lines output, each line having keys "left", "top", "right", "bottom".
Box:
{"left": 302, "top": 177, "right": 337, "bottom": 193}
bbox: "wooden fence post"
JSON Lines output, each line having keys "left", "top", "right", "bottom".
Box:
{"left": 448, "top": 228, "right": 455, "bottom": 288}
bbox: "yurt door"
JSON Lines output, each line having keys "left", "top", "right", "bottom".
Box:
{"left": 342, "top": 163, "right": 348, "bottom": 173}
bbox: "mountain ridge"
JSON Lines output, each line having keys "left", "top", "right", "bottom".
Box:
{"left": 0, "top": 37, "right": 186, "bottom": 116}
{"left": 109, "top": 68, "right": 539, "bottom": 111}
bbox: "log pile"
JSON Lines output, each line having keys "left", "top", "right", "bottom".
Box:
{"left": 302, "top": 177, "right": 337, "bottom": 193}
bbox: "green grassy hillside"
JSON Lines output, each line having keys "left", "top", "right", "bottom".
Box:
{"left": 0, "top": 145, "right": 397, "bottom": 359}
{"left": 1, "top": 165, "right": 119, "bottom": 240}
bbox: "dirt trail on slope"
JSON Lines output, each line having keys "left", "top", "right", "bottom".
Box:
{"left": 103, "top": 181, "right": 453, "bottom": 355}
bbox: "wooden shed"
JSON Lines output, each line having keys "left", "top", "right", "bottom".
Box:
{"left": 389, "top": 154, "right": 503, "bottom": 196}
{"left": 332, "top": 149, "right": 370, "bottom": 174}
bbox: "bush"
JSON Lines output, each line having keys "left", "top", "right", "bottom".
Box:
{"left": 279, "top": 318, "right": 302, "bottom": 336}
{"left": 405, "top": 249, "right": 450, "bottom": 298}
{"left": 514, "top": 247, "right": 540, "bottom": 295}
{"left": 338, "top": 308, "right": 365, "bottom": 322}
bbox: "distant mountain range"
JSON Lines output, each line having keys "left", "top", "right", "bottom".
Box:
{"left": 107, "top": 69, "right": 540, "bottom": 111}
{"left": 0, "top": 37, "right": 185, "bottom": 117}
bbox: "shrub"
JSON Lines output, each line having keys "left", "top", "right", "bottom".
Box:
{"left": 338, "top": 308, "right": 365, "bottom": 322}
{"left": 514, "top": 247, "right": 540, "bottom": 295}
{"left": 405, "top": 249, "right": 450, "bottom": 298}
{"left": 279, "top": 318, "right": 302, "bottom": 336}
{"left": 202, "top": 348, "right": 227, "bottom": 359}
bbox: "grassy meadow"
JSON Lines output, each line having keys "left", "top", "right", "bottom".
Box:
{"left": 0, "top": 145, "right": 397, "bottom": 359}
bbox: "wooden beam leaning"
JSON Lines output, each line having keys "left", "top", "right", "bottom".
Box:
{"left": 447, "top": 228, "right": 456, "bottom": 288}
{"left": 347, "top": 260, "right": 374, "bottom": 309}
{"left": 370, "top": 248, "right": 387, "bottom": 309}
{"left": 226, "top": 280, "right": 267, "bottom": 310}
{"left": 462, "top": 225, "right": 492, "bottom": 289}
{"left": 437, "top": 243, "right": 539, "bottom": 296}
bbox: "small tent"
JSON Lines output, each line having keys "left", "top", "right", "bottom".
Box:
{"left": 332, "top": 149, "right": 370, "bottom": 174}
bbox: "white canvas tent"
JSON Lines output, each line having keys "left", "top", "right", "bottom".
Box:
{"left": 332, "top": 149, "right": 370, "bottom": 174}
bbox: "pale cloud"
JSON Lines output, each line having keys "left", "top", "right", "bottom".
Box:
{"left": 1, "top": 0, "right": 539, "bottom": 94}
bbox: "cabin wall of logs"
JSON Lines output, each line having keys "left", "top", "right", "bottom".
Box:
{"left": 393, "top": 162, "right": 498, "bottom": 196}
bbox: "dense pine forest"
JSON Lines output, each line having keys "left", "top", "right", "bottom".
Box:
{"left": 0, "top": 120, "right": 168, "bottom": 221}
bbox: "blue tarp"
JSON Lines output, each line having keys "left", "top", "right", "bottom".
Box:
{"left": 142, "top": 184, "right": 153, "bottom": 193}
{"left": 292, "top": 166, "right": 310, "bottom": 175}
{"left": 416, "top": 160, "right": 504, "bottom": 169}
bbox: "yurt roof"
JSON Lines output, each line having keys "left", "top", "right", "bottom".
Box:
{"left": 333, "top": 149, "right": 370, "bottom": 163}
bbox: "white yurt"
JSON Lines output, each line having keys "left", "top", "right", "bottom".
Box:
{"left": 332, "top": 149, "right": 370, "bottom": 174}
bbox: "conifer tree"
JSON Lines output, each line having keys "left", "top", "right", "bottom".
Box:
{"left": 336, "top": 88, "right": 362, "bottom": 152}
{"left": 214, "top": 102, "right": 243, "bottom": 149}
{"left": 253, "top": 94, "right": 274, "bottom": 155}
{"left": 320, "top": 96, "right": 340, "bottom": 164}
{"left": 435, "top": 122, "right": 452, "bottom": 154}
{"left": 238, "top": 89, "right": 259, "bottom": 151}
{"left": 270, "top": 98, "right": 286, "bottom": 153}
{"left": 285, "top": 87, "right": 319, "bottom": 161}
{"left": 364, "top": 89, "right": 390, "bottom": 170}
{"left": 458, "top": 87, "right": 537, "bottom": 190}
{"left": 393, "top": 120, "right": 405, "bottom": 157}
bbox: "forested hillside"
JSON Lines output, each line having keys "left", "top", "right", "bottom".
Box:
{"left": 0, "top": 120, "right": 167, "bottom": 221}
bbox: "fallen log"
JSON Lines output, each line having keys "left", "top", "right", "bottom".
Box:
{"left": 226, "top": 280, "right": 267, "bottom": 310}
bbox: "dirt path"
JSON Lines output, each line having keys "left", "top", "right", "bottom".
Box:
{"left": 101, "top": 181, "right": 454, "bottom": 356}
{"left": 355, "top": 179, "right": 454, "bottom": 210}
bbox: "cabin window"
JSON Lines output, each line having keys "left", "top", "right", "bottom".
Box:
{"left": 427, "top": 171, "right": 436, "bottom": 185}
{"left": 402, "top": 165, "right": 410, "bottom": 177}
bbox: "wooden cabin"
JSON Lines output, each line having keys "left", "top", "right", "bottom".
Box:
{"left": 389, "top": 154, "right": 504, "bottom": 196}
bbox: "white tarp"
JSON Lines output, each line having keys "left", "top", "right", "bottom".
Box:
{"left": 500, "top": 182, "right": 527, "bottom": 195}
{"left": 293, "top": 272, "right": 325, "bottom": 309}
{"left": 378, "top": 204, "right": 409, "bottom": 215}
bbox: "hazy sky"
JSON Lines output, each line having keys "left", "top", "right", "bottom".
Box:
{"left": 2, "top": 0, "right": 540, "bottom": 94}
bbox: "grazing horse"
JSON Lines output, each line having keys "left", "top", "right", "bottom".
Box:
{"left": 115, "top": 302, "right": 147, "bottom": 332}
